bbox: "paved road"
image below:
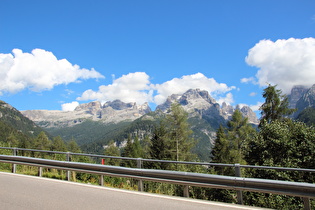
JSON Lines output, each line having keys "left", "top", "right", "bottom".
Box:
{"left": 0, "top": 172, "right": 265, "bottom": 210}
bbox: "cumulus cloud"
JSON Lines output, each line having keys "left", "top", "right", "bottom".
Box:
{"left": 240, "top": 77, "right": 257, "bottom": 84}
{"left": 61, "top": 101, "right": 79, "bottom": 111}
{"left": 77, "top": 72, "right": 153, "bottom": 104}
{"left": 217, "top": 92, "right": 234, "bottom": 105}
{"left": 249, "top": 92, "right": 257, "bottom": 97}
{"left": 249, "top": 102, "right": 263, "bottom": 112}
{"left": 77, "top": 72, "right": 235, "bottom": 106}
{"left": 153, "top": 73, "right": 235, "bottom": 104}
{"left": 245, "top": 38, "right": 315, "bottom": 93}
{"left": 0, "top": 48, "right": 104, "bottom": 95}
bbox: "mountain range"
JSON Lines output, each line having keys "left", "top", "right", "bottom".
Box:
{"left": 21, "top": 89, "right": 259, "bottom": 160}
{"left": 1, "top": 86, "right": 313, "bottom": 161}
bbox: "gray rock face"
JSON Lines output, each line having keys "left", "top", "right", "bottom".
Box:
{"left": 156, "top": 89, "right": 259, "bottom": 124}
{"left": 288, "top": 86, "right": 308, "bottom": 109}
{"left": 295, "top": 84, "right": 315, "bottom": 115}
{"left": 238, "top": 105, "right": 259, "bottom": 124}
{"left": 22, "top": 100, "right": 152, "bottom": 128}
{"left": 22, "top": 89, "right": 259, "bottom": 129}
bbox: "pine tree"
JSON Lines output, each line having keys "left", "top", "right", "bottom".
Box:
{"left": 149, "top": 123, "right": 168, "bottom": 169}
{"left": 33, "top": 131, "right": 52, "bottom": 151}
{"left": 52, "top": 136, "right": 67, "bottom": 152}
{"left": 67, "top": 138, "right": 81, "bottom": 153}
{"left": 259, "top": 84, "right": 295, "bottom": 126}
{"left": 132, "top": 135, "right": 143, "bottom": 158}
{"left": 163, "top": 103, "right": 196, "bottom": 162}
{"left": 104, "top": 140, "right": 121, "bottom": 166}
{"left": 211, "top": 110, "right": 256, "bottom": 174}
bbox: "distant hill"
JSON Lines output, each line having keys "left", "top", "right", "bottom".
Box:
{"left": 0, "top": 100, "right": 47, "bottom": 138}
{"left": 0, "top": 100, "right": 49, "bottom": 147}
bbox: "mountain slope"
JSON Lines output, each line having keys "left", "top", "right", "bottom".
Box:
{"left": 0, "top": 100, "right": 50, "bottom": 147}
{"left": 0, "top": 100, "right": 47, "bottom": 138}
{"left": 295, "top": 84, "right": 315, "bottom": 116}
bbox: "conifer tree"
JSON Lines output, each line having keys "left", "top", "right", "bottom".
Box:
{"left": 163, "top": 103, "right": 195, "bottom": 162}
{"left": 104, "top": 140, "right": 121, "bottom": 166}
{"left": 149, "top": 123, "right": 168, "bottom": 169}
{"left": 67, "top": 138, "right": 81, "bottom": 153}
{"left": 132, "top": 135, "right": 143, "bottom": 158}
{"left": 211, "top": 110, "right": 256, "bottom": 174}
{"left": 211, "top": 126, "right": 228, "bottom": 161}
{"left": 52, "top": 136, "right": 67, "bottom": 152}
{"left": 259, "top": 84, "right": 295, "bottom": 126}
{"left": 33, "top": 131, "right": 52, "bottom": 151}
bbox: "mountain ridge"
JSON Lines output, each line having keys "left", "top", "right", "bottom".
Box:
{"left": 22, "top": 89, "right": 259, "bottom": 128}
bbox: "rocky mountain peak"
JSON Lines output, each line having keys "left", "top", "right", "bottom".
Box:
{"left": 75, "top": 101, "right": 102, "bottom": 115}
{"left": 288, "top": 85, "right": 309, "bottom": 109}
{"left": 237, "top": 105, "right": 259, "bottom": 124}
{"left": 103, "top": 100, "right": 134, "bottom": 110}
{"left": 156, "top": 89, "right": 259, "bottom": 124}
{"left": 295, "top": 84, "right": 315, "bottom": 116}
{"left": 156, "top": 89, "right": 217, "bottom": 112}
{"left": 22, "top": 99, "right": 152, "bottom": 128}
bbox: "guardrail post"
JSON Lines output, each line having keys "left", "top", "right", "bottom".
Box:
{"left": 38, "top": 167, "right": 43, "bottom": 177}
{"left": 184, "top": 185, "right": 189, "bottom": 198}
{"left": 137, "top": 158, "right": 143, "bottom": 191}
{"left": 235, "top": 163, "right": 243, "bottom": 205}
{"left": 99, "top": 175, "right": 104, "bottom": 186}
{"left": 302, "top": 197, "right": 311, "bottom": 210}
{"left": 66, "top": 152, "right": 71, "bottom": 181}
{"left": 12, "top": 147, "right": 17, "bottom": 173}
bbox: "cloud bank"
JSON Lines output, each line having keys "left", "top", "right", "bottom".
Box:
{"left": 153, "top": 73, "right": 235, "bottom": 105}
{"left": 0, "top": 49, "right": 104, "bottom": 95}
{"left": 244, "top": 37, "right": 315, "bottom": 93}
{"left": 77, "top": 72, "right": 235, "bottom": 106}
{"left": 77, "top": 72, "right": 153, "bottom": 105}
{"left": 61, "top": 101, "right": 80, "bottom": 111}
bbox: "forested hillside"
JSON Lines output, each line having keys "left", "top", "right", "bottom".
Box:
{"left": 0, "top": 100, "right": 46, "bottom": 138}
{"left": 0, "top": 100, "right": 81, "bottom": 152}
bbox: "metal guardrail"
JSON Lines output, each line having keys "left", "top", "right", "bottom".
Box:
{"left": 0, "top": 147, "right": 315, "bottom": 209}
{"left": 0, "top": 154, "right": 314, "bottom": 210}
{"left": 2, "top": 147, "right": 315, "bottom": 173}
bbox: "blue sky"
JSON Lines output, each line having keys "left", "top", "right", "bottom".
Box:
{"left": 0, "top": 0, "right": 314, "bottom": 114}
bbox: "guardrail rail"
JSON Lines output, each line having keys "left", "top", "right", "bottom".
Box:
{"left": 0, "top": 147, "right": 314, "bottom": 209}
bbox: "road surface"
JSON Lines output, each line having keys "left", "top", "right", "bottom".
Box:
{"left": 0, "top": 172, "right": 265, "bottom": 210}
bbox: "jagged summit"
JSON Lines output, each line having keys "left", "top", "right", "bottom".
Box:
{"left": 22, "top": 89, "right": 259, "bottom": 129}
{"left": 22, "top": 100, "right": 151, "bottom": 128}
{"left": 156, "top": 89, "right": 259, "bottom": 124}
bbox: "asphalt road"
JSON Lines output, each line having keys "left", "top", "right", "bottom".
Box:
{"left": 0, "top": 172, "right": 265, "bottom": 210}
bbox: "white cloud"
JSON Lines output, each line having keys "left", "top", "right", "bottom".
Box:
{"left": 153, "top": 73, "right": 235, "bottom": 104}
{"left": 77, "top": 72, "right": 153, "bottom": 104}
{"left": 249, "top": 102, "right": 263, "bottom": 112}
{"left": 61, "top": 101, "right": 80, "bottom": 111}
{"left": 77, "top": 72, "right": 235, "bottom": 106}
{"left": 249, "top": 92, "right": 257, "bottom": 97}
{"left": 240, "top": 77, "right": 257, "bottom": 84}
{"left": 245, "top": 38, "right": 315, "bottom": 94}
{"left": 217, "top": 92, "right": 234, "bottom": 105}
{"left": 0, "top": 48, "right": 104, "bottom": 95}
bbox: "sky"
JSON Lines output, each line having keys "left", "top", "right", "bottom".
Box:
{"left": 0, "top": 0, "right": 315, "bottom": 114}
